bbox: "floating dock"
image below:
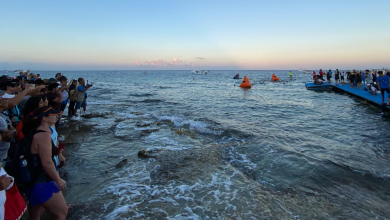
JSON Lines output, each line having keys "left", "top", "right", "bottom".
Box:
{"left": 305, "top": 82, "right": 390, "bottom": 112}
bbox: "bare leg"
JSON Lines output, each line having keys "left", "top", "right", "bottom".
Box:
{"left": 29, "top": 204, "right": 45, "bottom": 220}
{"left": 41, "top": 191, "right": 68, "bottom": 220}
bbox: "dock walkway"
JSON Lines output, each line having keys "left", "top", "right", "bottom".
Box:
{"left": 305, "top": 82, "right": 390, "bottom": 111}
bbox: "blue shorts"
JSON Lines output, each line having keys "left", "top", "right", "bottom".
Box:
{"left": 75, "top": 100, "right": 87, "bottom": 109}
{"left": 26, "top": 181, "right": 60, "bottom": 206}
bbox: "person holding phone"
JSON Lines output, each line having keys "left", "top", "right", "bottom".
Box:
{"left": 71, "top": 78, "right": 92, "bottom": 120}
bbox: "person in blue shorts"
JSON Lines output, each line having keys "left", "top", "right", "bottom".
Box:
{"left": 377, "top": 71, "right": 390, "bottom": 105}
{"left": 361, "top": 70, "right": 365, "bottom": 87}
{"left": 22, "top": 107, "right": 68, "bottom": 220}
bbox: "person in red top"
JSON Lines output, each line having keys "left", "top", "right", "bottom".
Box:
{"left": 319, "top": 69, "right": 324, "bottom": 80}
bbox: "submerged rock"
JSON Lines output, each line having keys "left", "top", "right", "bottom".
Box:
{"left": 81, "top": 112, "right": 113, "bottom": 119}
{"left": 115, "top": 159, "right": 128, "bottom": 168}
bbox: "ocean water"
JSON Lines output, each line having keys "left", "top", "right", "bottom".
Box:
{"left": 39, "top": 70, "right": 390, "bottom": 219}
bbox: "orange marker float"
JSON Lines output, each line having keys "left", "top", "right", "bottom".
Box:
{"left": 239, "top": 76, "right": 251, "bottom": 88}
{"left": 271, "top": 73, "right": 280, "bottom": 81}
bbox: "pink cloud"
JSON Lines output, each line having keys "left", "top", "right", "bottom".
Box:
{"left": 172, "top": 57, "right": 180, "bottom": 65}
{"left": 145, "top": 59, "right": 167, "bottom": 66}
{"left": 134, "top": 60, "right": 141, "bottom": 66}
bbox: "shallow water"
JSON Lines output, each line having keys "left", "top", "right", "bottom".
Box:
{"left": 40, "top": 70, "right": 390, "bottom": 219}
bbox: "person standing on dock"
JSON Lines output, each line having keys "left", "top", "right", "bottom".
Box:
{"left": 365, "top": 70, "right": 372, "bottom": 84}
{"left": 335, "top": 69, "right": 340, "bottom": 84}
{"left": 356, "top": 72, "right": 362, "bottom": 90}
{"left": 319, "top": 69, "right": 324, "bottom": 80}
{"left": 377, "top": 71, "right": 390, "bottom": 105}
{"left": 352, "top": 70, "right": 358, "bottom": 88}
{"left": 360, "top": 71, "right": 364, "bottom": 87}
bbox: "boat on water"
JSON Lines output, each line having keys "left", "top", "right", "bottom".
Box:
{"left": 300, "top": 68, "right": 311, "bottom": 74}
{"left": 191, "top": 69, "right": 209, "bottom": 75}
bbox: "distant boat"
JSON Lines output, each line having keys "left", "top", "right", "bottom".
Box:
{"left": 192, "top": 69, "right": 209, "bottom": 75}
{"left": 300, "top": 68, "right": 311, "bottom": 74}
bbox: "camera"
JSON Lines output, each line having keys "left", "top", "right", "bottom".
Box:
{"left": 10, "top": 82, "right": 19, "bottom": 88}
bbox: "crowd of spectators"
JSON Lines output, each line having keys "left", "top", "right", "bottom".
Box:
{"left": 0, "top": 70, "right": 92, "bottom": 220}
{"left": 313, "top": 69, "right": 390, "bottom": 114}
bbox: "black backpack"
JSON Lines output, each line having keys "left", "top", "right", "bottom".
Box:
{"left": 4, "top": 130, "right": 46, "bottom": 192}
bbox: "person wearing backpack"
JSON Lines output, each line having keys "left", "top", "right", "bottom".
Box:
{"left": 22, "top": 107, "right": 67, "bottom": 220}
{"left": 67, "top": 80, "right": 77, "bottom": 118}
{"left": 71, "top": 78, "right": 92, "bottom": 121}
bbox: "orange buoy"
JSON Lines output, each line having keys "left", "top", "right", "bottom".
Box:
{"left": 239, "top": 76, "right": 251, "bottom": 88}
{"left": 271, "top": 73, "right": 280, "bottom": 81}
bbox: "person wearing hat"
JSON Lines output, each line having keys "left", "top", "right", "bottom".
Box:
{"left": 376, "top": 71, "right": 390, "bottom": 106}
{"left": 22, "top": 107, "right": 68, "bottom": 220}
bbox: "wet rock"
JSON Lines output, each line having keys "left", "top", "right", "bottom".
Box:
{"left": 130, "top": 112, "right": 144, "bottom": 115}
{"left": 138, "top": 150, "right": 158, "bottom": 158}
{"left": 138, "top": 150, "right": 148, "bottom": 157}
{"left": 141, "top": 128, "right": 160, "bottom": 134}
{"left": 81, "top": 112, "right": 113, "bottom": 119}
{"left": 136, "top": 122, "right": 151, "bottom": 127}
{"left": 115, "top": 159, "right": 128, "bottom": 168}
{"left": 114, "top": 118, "right": 126, "bottom": 123}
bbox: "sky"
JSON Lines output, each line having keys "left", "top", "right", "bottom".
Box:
{"left": 1, "top": 0, "right": 389, "bottom": 70}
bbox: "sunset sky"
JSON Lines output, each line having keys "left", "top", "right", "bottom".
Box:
{"left": 1, "top": 0, "right": 389, "bottom": 70}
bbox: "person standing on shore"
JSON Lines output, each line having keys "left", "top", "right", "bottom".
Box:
{"left": 377, "top": 71, "right": 390, "bottom": 105}
{"left": 68, "top": 80, "right": 77, "bottom": 118}
{"left": 46, "top": 83, "right": 62, "bottom": 130}
{"left": 59, "top": 76, "right": 73, "bottom": 123}
{"left": 22, "top": 107, "right": 68, "bottom": 220}
{"left": 71, "top": 78, "right": 92, "bottom": 120}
